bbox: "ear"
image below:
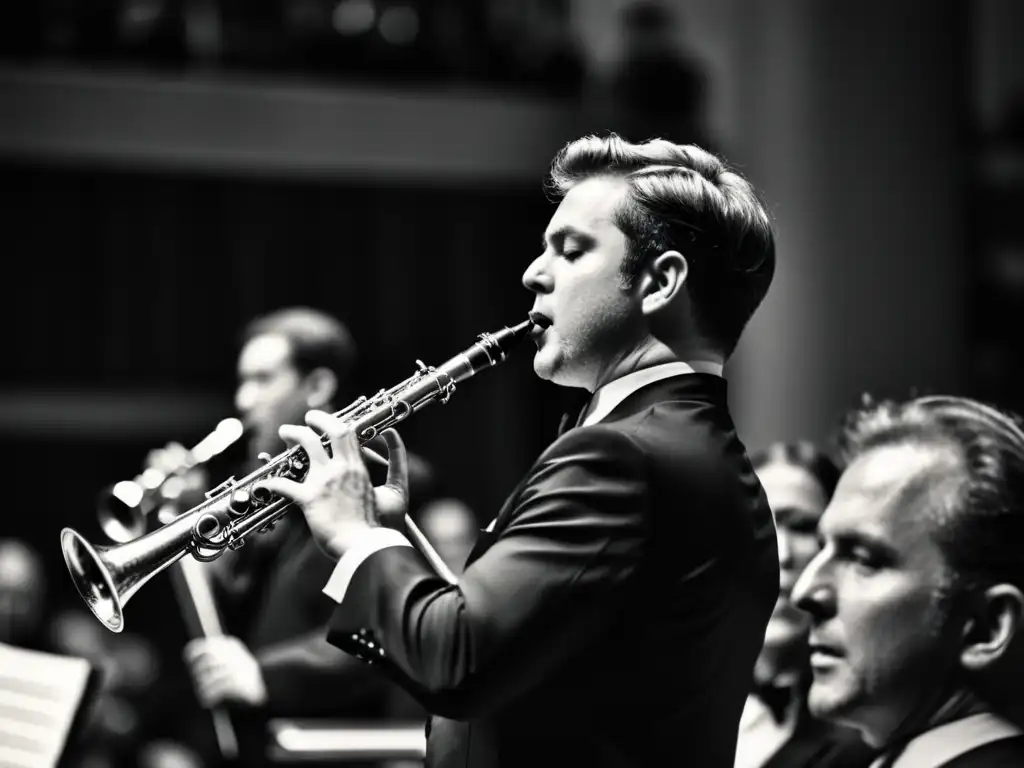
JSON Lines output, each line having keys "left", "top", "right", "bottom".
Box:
{"left": 304, "top": 367, "right": 338, "bottom": 410}
{"left": 638, "top": 250, "right": 688, "bottom": 316}
{"left": 960, "top": 583, "right": 1024, "bottom": 672}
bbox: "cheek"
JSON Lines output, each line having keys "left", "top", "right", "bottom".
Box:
{"left": 277, "top": 393, "right": 311, "bottom": 425}
{"left": 562, "top": 284, "right": 633, "bottom": 344}
{"left": 249, "top": 391, "right": 304, "bottom": 443}
{"left": 842, "top": 581, "right": 949, "bottom": 690}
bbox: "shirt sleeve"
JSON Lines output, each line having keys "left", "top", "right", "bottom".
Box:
{"left": 322, "top": 527, "right": 413, "bottom": 603}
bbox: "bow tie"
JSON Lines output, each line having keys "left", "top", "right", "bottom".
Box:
{"left": 753, "top": 682, "right": 795, "bottom": 725}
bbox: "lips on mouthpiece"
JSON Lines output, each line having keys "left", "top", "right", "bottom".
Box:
{"left": 528, "top": 312, "right": 552, "bottom": 329}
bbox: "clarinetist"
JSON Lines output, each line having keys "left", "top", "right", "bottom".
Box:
{"left": 260, "top": 134, "right": 781, "bottom": 768}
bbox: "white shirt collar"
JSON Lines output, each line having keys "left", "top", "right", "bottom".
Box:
{"left": 869, "top": 712, "right": 1023, "bottom": 768}
{"left": 580, "top": 360, "right": 724, "bottom": 428}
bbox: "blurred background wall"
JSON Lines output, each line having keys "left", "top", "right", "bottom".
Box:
{"left": 1, "top": 0, "right": 1022, "bottom": 605}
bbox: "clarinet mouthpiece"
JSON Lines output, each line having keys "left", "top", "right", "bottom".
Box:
{"left": 501, "top": 312, "right": 549, "bottom": 348}
{"left": 492, "top": 315, "right": 537, "bottom": 350}
{"left": 528, "top": 311, "right": 552, "bottom": 330}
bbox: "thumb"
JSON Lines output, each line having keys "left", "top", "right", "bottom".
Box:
{"left": 254, "top": 476, "right": 307, "bottom": 504}
{"left": 374, "top": 430, "right": 409, "bottom": 531}
{"left": 380, "top": 429, "right": 409, "bottom": 502}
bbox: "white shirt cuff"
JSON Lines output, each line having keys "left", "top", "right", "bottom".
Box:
{"left": 322, "top": 527, "right": 413, "bottom": 603}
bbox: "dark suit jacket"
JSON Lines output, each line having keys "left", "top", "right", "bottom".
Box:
{"left": 215, "top": 514, "right": 393, "bottom": 719}
{"left": 327, "top": 373, "right": 780, "bottom": 767}
{"left": 937, "top": 735, "right": 1024, "bottom": 767}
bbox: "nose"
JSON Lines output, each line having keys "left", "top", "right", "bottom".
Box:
{"left": 791, "top": 550, "right": 833, "bottom": 620}
{"left": 522, "top": 253, "right": 552, "bottom": 294}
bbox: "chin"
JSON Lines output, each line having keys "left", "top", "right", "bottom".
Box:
{"left": 809, "top": 692, "right": 877, "bottom": 746}
{"left": 531, "top": 346, "right": 564, "bottom": 383}
{"left": 532, "top": 358, "right": 554, "bottom": 382}
{"left": 806, "top": 684, "right": 841, "bottom": 721}
{"left": 806, "top": 674, "right": 861, "bottom": 723}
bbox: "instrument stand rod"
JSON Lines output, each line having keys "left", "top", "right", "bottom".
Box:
{"left": 162, "top": 505, "right": 240, "bottom": 760}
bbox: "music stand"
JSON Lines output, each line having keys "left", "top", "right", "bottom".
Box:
{"left": 0, "top": 642, "right": 100, "bottom": 768}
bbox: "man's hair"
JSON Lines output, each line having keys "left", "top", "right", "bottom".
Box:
{"left": 547, "top": 133, "right": 775, "bottom": 355}
{"left": 751, "top": 440, "right": 842, "bottom": 502}
{"left": 837, "top": 395, "right": 1024, "bottom": 592}
{"left": 241, "top": 306, "right": 357, "bottom": 386}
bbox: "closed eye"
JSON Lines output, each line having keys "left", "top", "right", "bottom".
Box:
{"left": 541, "top": 226, "right": 596, "bottom": 259}
{"left": 822, "top": 530, "right": 898, "bottom": 571}
{"left": 840, "top": 542, "right": 890, "bottom": 571}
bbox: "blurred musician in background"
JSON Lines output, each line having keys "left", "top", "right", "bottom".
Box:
{"left": 792, "top": 395, "right": 1024, "bottom": 768}
{"left": 260, "top": 133, "right": 781, "bottom": 767}
{"left": 0, "top": 538, "right": 47, "bottom": 649}
{"left": 414, "top": 497, "right": 477, "bottom": 579}
{"left": 735, "top": 442, "right": 876, "bottom": 768}
{"left": 144, "top": 307, "right": 400, "bottom": 765}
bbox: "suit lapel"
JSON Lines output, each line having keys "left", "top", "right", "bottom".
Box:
{"left": 468, "top": 374, "right": 726, "bottom": 566}
{"left": 465, "top": 528, "right": 497, "bottom": 567}
{"left": 466, "top": 482, "right": 522, "bottom": 565}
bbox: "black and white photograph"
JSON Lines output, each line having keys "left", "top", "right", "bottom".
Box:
{"left": 1, "top": 1, "right": 1023, "bottom": 767}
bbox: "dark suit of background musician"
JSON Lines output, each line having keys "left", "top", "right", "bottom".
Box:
{"left": 146, "top": 308, "right": 395, "bottom": 765}
{"left": 211, "top": 512, "right": 389, "bottom": 718}
{"left": 263, "top": 134, "right": 782, "bottom": 767}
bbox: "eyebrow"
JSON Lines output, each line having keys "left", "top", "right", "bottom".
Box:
{"left": 541, "top": 225, "right": 596, "bottom": 252}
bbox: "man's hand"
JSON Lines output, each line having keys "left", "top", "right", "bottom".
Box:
{"left": 182, "top": 636, "right": 268, "bottom": 708}
{"left": 255, "top": 411, "right": 409, "bottom": 560}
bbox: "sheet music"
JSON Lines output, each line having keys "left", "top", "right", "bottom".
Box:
{"left": 0, "top": 642, "right": 93, "bottom": 768}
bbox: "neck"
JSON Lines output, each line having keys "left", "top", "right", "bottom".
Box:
{"left": 592, "top": 336, "right": 723, "bottom": 392}
{"left": 925, "top": 688, "right": 991, "bottom": 731}
{"left": 974, "top": 680, "right": 1024, "bottom": 731}
{"left": 872, "top": 688, "right": 990, "bottom": 751}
